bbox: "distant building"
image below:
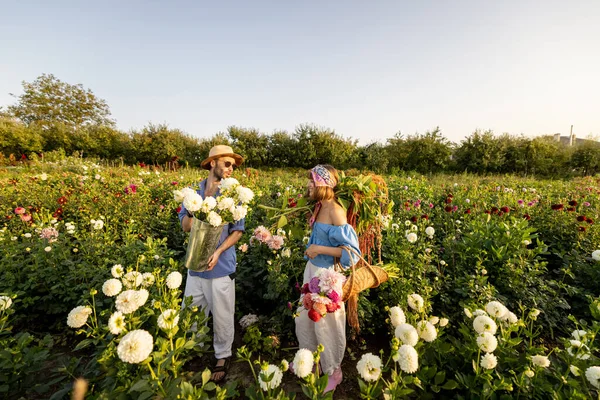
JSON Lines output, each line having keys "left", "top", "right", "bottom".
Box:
{"left": 552, "top": 133, "right": 597, "bottom": 146}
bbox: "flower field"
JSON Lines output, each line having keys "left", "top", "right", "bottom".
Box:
{"left": 3, "top": 157, "right": 600, "bottom": 399}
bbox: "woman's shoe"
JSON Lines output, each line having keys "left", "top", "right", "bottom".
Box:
{"left": 324, "top": 367, "right": 343, "bottom": 393}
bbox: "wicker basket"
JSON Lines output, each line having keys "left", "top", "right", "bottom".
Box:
{"left": 337, "top": 246, "right": 389, "bottom": 332}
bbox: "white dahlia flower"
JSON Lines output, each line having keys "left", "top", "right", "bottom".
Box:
{"left": 416, "top": 321, "right": 438, "bottom": 342}
{"left": 102, "top": 279, "right": 122, "bottom": 297}
{"left": 473, "top": 315, "right": 497, "bottom": 335}
{"left": 0, "top": 296, "right": 13, "bottom": 311}
{"left": 111, "top": 264, "right": 124, "bottom": 278}
{"left": 122, "top": 271, "right": 143, "bottom": 289}
{"left": 586, "top": 366, "right": 600, "bottom": 388}
{"left": 480, "top": 353, "right": 497, "bottom": 370}
{"left": 572, "top": 330, "right": 587, "bottom": 340}
{"left": 108, "top": 311, "right": 126, "bottom": 335}
{"left": 259, "top": 364, "right": 283, "bottom": 391}
{"left": 406, "top": 232, "right": 418, "bottom": 243}
{"left": 485, "top": 301, "right": 508, "bottom": 319}
{"left": 115, "top": 290, "right": 142, "bottom": 314}
{"left": 395, "top": 323, "right": 419, "bottom": 346}
{"left": 476, "top": 332, "right": 498, "bottom": 353}
{"left": 157, "top": 309, "right": 180, "bottom": 331}
{"left": 389, "top": 306, "right": 406, "bottom": 327}
{"left": 183, "top": 192, "right": 203, "bottom": 213}
{"left": 239, "top": 314, "right": 259, "bottom": 329}
{"left": 506, "top": 312, "right": 518, "bottom": 324}
{"left": 217, "top": 197, "right": 235, "bottom": 211}
{"left": 531, "top": 355, "right": 550, "bottom": 368}
{"left": 134, "top": 289, "right": 149, "bottom": 308}
{"left": 219, "top": 178, "right": 239, "bottom": 192}
{"left": 232, "top": 205, "right": 248, "bottom": 221}
{"left": 407, "top": 294, "right": 424, "bottom": 311}
{"left": 207, "top": 211, "right": 223, "bottom": 227}
{"left": 200, "top": 196, "right": 217, "bottom": 213}
{"left": 292, "top": 348, "right": 314, "bottom": 378}
{"left": 141, "top": 272, "right": 155, "bottom": 287}
{"left": 393, "top": 345, "right": 419, "bottom": 373}
{"left": 236, "top": 186, "right": 255, "bottom": 204}
{"left": 472, "top": 309, "right": 487, "bottom": 317}
{"left": 67, "top": 306, "right": 92, "bottom": 328}
{"left": 166, "top": 271, "right": 183, "bottom": 289}
{"left": 356, "top": 353, "right": 382, "bottom": 382}
{"left": 173, "top": 190, "right": 185, "bottom": 202}
{"left": 117, "top": 329, "right": 154, "bottom": 364}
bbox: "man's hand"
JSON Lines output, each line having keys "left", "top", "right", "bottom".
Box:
{"left": 304, "top": 244, "right": 320, "bottom": 259}
{"left": 207, "top": 251, "right": 221, "bottom": 270}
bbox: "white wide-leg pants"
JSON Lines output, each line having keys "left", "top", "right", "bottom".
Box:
{"left": 183, "top": 272, "right": 235, "bottom": 359}
{"left": 295, "top": 261, "right": 346, "bottom": 375}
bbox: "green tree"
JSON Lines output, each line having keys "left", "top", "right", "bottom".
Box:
{"left": 267, "top": 130, "right": 296, "bottom": 166}
{"left": 130, "top": 124, "right": 191, "bottom": 165}
{"left": 571, "top": 139, "right": 600, "bottom": 176}
{"left": 356, "top": 141, "right": 389, "bottom": 173}
{"left": 524, "top": 136, "right": 570, "bottom": 177}
{"left": 291, "top": 124, "right": 358, "bottom": 169}
{"left": 0, "top": 117, "right": 44, "bottom": 157}
{"left": 227, "top": 126, "right": 269, "bottom": 167}
{"left": 7, "top": 73, "right": 114, "bottom": 128}
{"left": 454, "top": 130, "right": 506, "bottom": 174}
{"left": 386, "top": 132, "right": 409, "bottom": 171}
{"left": 397, "top": 127, "right": 452, "bottom": 174}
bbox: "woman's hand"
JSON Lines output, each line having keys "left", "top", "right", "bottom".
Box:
{"left": 304, "top": 244, "right": 320, "bottom": 259}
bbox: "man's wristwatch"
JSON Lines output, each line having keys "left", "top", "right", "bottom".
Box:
{"left": 186, "top": 210, "right": 193, "bottom": 218}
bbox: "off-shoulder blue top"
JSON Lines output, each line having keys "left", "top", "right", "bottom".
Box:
{"left": 305, "top": 222, "right": 361, "bottom": 268}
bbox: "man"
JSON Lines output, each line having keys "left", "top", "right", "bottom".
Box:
{"left": 178, "top": 145, "right": 245, "bottom": 382}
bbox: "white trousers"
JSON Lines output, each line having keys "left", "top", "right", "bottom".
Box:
{"left": 183, "top": 272, "right": 235, "bottom": 359}
{"left": 295, "top": 261, "right": 346, "bottom": 375}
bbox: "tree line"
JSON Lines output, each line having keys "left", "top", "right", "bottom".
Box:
{"left": 1, "top": 74, "right": 599, "bottom": 176}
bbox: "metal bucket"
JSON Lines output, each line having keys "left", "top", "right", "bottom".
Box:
{"left": 184, "top": 218, "right": 225, "bottom": 272}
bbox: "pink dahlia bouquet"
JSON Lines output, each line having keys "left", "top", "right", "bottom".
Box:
{"left": 299, "top": 269, "right": 346, "bottom": 322}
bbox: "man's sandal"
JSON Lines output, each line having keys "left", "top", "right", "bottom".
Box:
{"left": 211, "top": 357, "right": 231, "bottom": 382}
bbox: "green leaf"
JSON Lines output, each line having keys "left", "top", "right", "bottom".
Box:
{"left": 73, "top": 339, "right": 92, "bottom": 351}
{"left": 358, "top": 378, "right": 368, "bottom": 392}
{"left": 277, "top": 215, "right": 288, "bottom": 229}
{"left": 204, "top": 382, "right": 216, "bottom": 391}
{"left": 442, "top": 380, "right": 459, "bottom": 390}
{"left": 297, "top": 197, "right": 307, "bottom": 207}
{"left": 425, "top": 365, "right": 437, "bottom": 380}
{"left": 137, "top": 392, "right": 153, "bottom": 400}
{"left": 434, "top": 371, "right": 446, "bottom": 385}
{"left": 129, "top": 379, "right": 150, "bottom": 393}
{"left": 202, "top": 369, "right": 211, "bottom": 386}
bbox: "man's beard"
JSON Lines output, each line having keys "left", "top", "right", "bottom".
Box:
{"left": 213, "top": 167, "right": 226, "bottom": 181}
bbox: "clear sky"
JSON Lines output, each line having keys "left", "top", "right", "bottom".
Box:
{"left": 1, "top": 1, "right": 599, "bottom": 144}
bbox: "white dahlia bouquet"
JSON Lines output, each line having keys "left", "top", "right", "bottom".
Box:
{"left": 174, "top": 177, "right": 254, "bottom": 227}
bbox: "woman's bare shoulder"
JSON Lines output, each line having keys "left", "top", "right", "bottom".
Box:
{"left": 330, "top": 204, "right": 347, "bottom": 226}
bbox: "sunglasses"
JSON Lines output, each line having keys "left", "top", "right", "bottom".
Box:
{"left": 220, "top": 160, "right": 236, "bottom": 169}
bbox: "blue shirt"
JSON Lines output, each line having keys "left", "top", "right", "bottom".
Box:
{"left": 178, "top": 179, "right": 245, "bottom": 279}
{"left": 305, "top": 222, "right": 361, "bottom": 268}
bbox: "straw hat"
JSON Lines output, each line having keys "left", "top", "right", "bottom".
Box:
{"left": 200, "top": 145, "right": 244, "bottom": 170}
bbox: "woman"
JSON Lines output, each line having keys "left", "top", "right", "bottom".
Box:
{"left": 296, "top": 164, "right": 361, "bottom": 393}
